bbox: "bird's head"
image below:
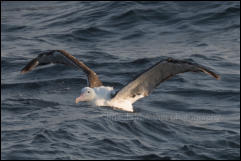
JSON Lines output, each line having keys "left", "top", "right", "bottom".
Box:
{"left": 75, "top": 87, "right": 96, "bottom": 103}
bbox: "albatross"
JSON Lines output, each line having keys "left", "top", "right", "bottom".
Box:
{"left": 21, "top": 50, "right": 220, "bottom": 112}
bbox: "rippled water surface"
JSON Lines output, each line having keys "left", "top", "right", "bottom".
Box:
{"left": 1, "top": 1, "right": 240, "bottom": 160}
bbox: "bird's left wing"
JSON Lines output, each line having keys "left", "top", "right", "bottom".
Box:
{"left": 111, "top": 58, "right": 220, "bottom": 104}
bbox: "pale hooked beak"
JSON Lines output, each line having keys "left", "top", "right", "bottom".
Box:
{"left": 75, "top": 95, "right": 85, "bottom": 104}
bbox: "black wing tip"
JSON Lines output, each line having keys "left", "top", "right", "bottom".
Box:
{"left": 20, "top": 64, "right": 32, "bottom": 74}
{"left": 19, "top": 50, "right": 65, "bottom": 74}
{"left": 209, "top": 70, "right": 221, "bottom": 80}
{"left": 20, "top": 58, "right": 39, "bottom": 74}
{"left": 209, "top": 71, "right": 221, "bottom": 80}
{"left": 198, "top": 67, "right": 221, "bottom": 80}
{"left": 167, "top": 57, "right": 221, "bottom": 80}
{"left": 206, "top": 70, "right": 220, "bottom": 80}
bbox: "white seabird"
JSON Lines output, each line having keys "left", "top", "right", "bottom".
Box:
{"left": 21, "top": 50, "right": 220, "bottom": 112}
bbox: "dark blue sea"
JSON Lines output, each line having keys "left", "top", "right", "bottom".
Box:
{"left": 1, "top": 1, "right": 240, "bottom": 160}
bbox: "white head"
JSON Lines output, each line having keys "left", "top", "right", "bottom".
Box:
{"left": 75, "top": 87, "right": 96, "bottom": 104}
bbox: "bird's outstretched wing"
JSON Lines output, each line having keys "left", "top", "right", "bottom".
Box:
{"left": 112, "top": 58, "right": 220, "bottom": 104}
{"left": 21, "top": 50, "right": 103, "bottom": 88}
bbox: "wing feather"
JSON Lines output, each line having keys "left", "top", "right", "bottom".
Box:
{"left": 21, "top": 50, "right": 103, "bottom": 88}
{"left": 112, "top": 58, "right": 220, "bottom": 103}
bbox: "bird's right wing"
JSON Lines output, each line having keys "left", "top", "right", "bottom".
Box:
{"left": 21, "top": 50, "right": 103, "bottom": 88}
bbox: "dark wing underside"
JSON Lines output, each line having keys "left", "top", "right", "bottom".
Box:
{"left": 112, "top": 58, "right": 220, "bottom": 103}
{"left": 21, "top": 50, "right": 103, "bottom": 88}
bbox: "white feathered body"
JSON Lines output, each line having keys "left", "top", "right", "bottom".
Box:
{"left": 92, "top": 86, "right": 136, "bottom": 112}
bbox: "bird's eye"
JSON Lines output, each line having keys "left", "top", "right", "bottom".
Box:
{"left": 87, "top": 91, "right": 90, "bottom": 93}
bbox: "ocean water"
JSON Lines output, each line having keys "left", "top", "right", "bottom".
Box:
{"left": 1, "top": 1, "right": 240, "bottom": 160}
